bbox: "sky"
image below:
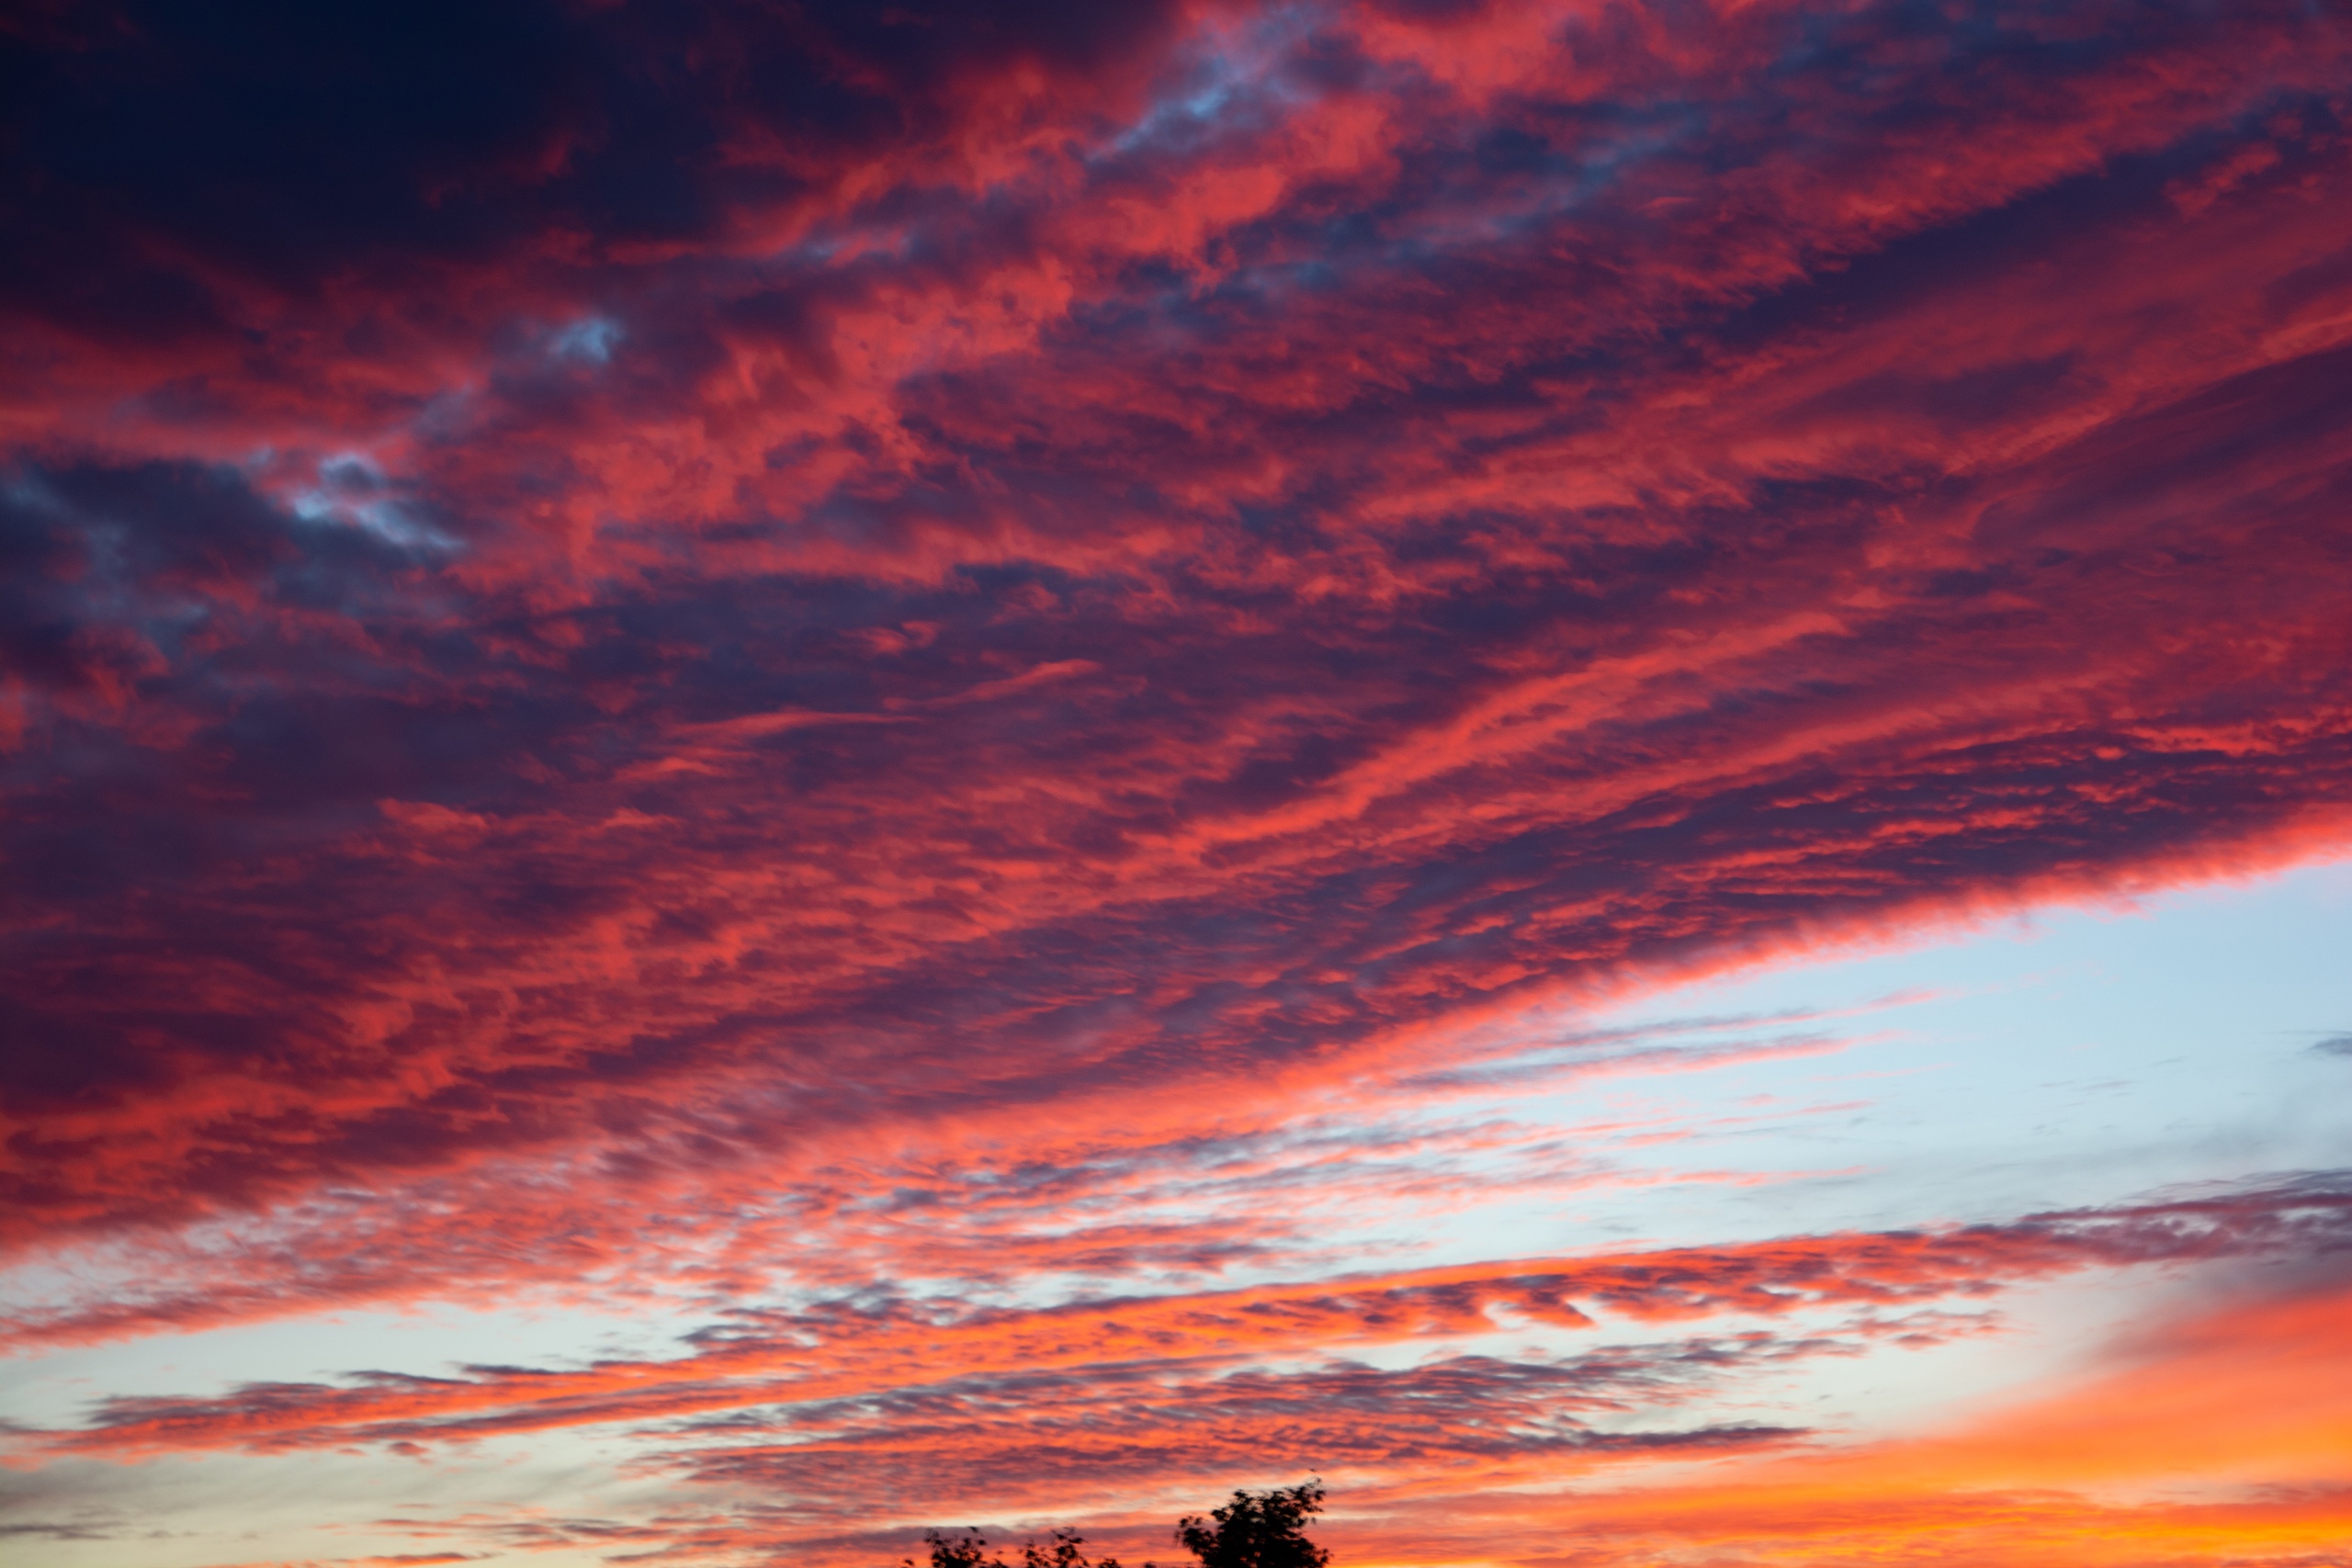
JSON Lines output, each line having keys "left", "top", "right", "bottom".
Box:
{"left": 3, "top": 2, "right": 2350, "bottom": 1565}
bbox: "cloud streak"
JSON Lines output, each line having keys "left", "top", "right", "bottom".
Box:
{"left": 21, "top": 1173, "right": 2346, "bottom": 1465}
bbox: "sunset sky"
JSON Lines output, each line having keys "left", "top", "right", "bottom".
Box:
{"left": 5, "top": 3, "right": 2352, "bottom": 1566}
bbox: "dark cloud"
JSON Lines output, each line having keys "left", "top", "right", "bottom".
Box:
{"left": 1, "top": 0, "right": 1185, "bottom": 303}
{"left": 655, "top": 1348, "right": 1808, "bottom": 1504}
{"left": 0, "top": 1520, "right": 124, "bottom": 1541}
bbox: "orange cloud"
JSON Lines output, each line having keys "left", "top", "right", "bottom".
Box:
{"left": 24, "top": 1178, "right": 2345, "bottom": 1463}
{"left": 1336, "top": 1275, "right": 2352, "bottom": 1568}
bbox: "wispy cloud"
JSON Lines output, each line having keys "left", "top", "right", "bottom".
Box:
{"left": 20, "top": 1174, "right": 2346, "bottom": 1469}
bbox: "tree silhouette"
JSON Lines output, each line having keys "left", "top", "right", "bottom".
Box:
{"left": 903, "top": 1483, "right": 1329, "bottom": 1568}
{"left": 909, "top": 1526, "right": 1127, "bottom": 1568}
{"left": 1174, "top": 1483, "right": 1329, "bottom": 1568}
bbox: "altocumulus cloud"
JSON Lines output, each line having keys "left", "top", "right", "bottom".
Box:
{"left": 6, "top": 2, "right": 2352, "bottom": 1565}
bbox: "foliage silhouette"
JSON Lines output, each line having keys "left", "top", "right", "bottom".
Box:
{"left": 1175, "top": 1483, "right": 1330, "bottom": 1568}
{"left": 905, "top": 1483, "right": 1329, "bottom": 1568}
{"left": 910, "top": 1528, "right": 1127, "bottom": 1568}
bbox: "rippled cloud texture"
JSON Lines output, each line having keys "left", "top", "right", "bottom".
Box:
{"left": 5, "top": 1, "right": 2352, "bottom": 1564}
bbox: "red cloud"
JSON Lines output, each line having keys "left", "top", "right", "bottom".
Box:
{"left": 6, "top": 4, "right": 2352, "bottom": 1561}
{"left": 8, "top": 1, "right": 2352, "bottom": 1269}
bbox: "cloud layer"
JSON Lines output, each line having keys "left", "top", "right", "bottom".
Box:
{"left": 6, "top": 2, "right": 2352, "bottom": 1564}
{"left": 19, "top": 1174, "right": 2350, "bottom": 1564}
{"left": 9, "top": 0, "right": 2352, "bottom": 1259}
